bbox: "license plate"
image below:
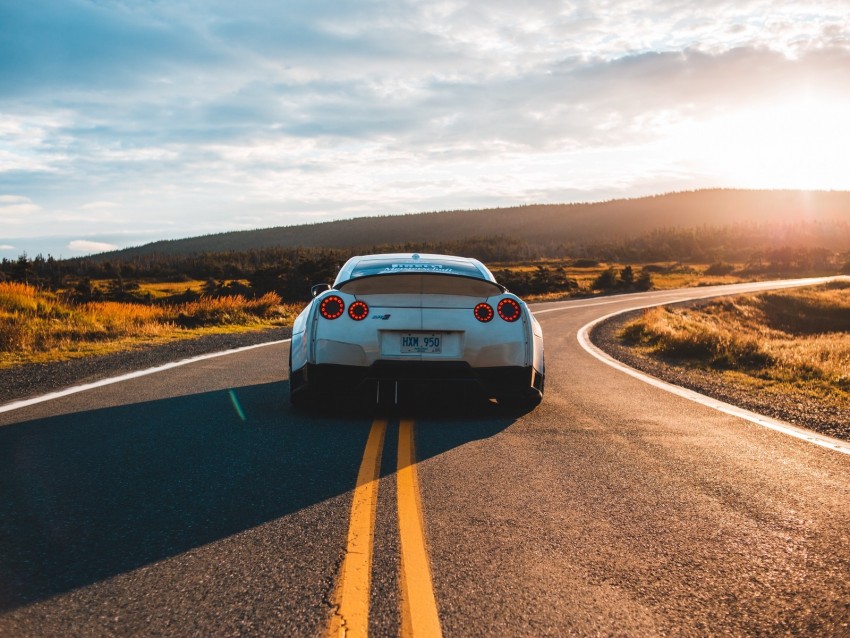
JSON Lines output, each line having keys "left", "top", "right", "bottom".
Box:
{"left": 400, "top": 333, "right": 442, "bottom": 354}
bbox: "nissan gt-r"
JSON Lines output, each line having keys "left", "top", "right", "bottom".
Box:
{"left": 288, "top": 253, "right": 544, "bottom": 409}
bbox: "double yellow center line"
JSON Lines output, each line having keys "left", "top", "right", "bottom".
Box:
{"left": 328, "top": 418, "right": 442, "bottom": 638}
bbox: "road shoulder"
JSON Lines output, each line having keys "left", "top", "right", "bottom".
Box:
{"left": 591, "top": 308, "right": 850, "bottom": 442}
{"left": 0, "top": 327, "right": 292, "bottom": 405}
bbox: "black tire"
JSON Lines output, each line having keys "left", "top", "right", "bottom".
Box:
{"left": 497, "top": 388, "right": 542, "bottom": 412}
{"left": 290, "top": 386, "right": 314, "bottom": 410}
{"left": 288, "top": 350, "right": 311, "bottom": 409}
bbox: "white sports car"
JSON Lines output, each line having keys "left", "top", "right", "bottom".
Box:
{"left": 288, "top": 253, "right": 544, "bottom": 409}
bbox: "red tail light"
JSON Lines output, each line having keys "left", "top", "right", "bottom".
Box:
{"left": 474, "top": 303, "right": 494, "bottom": 322}
{"left": 497, "top": 298, "right": 521, "bottom": 322}
{"left": 319, "top": 295, "right": 345, "bottom": 319}
{"left": 348, "top": 300, "right": 369, "bottom": 320}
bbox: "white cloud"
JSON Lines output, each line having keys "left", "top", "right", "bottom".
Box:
{"left": 79, "top": 201, "right": 119, "bottom": 210}
{"left": 0, "top": 195, "right": 41, "bottom": 222}
{"left": 0, "top": 195, "right": 34, "bottom": 205}
{"left": 0, "top": 244, "right": 16, "bottom": 250}
{"left": 68, "top": 240, "right": 119, "bottom": 254}
{"left": 0, "top": 1, "right": 848, "bottom": 247}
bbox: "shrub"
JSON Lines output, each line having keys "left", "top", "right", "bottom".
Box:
{"left": 571, "top": 258, "right": 600, "bottom": 268}
{"left": 634, "top": 270, "right": 653, "bottom": 292}
{"left": 704, "top": 262, "right": 736, "bottom": 276}
{"left": 592, "top": 267, "right": 619, "bottom": 290}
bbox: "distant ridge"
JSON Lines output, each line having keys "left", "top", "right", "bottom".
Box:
{"left": 96, "top": 189, "right": 850, "bottom": 259}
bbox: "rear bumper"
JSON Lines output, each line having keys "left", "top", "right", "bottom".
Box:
{"left": 291, "top": 360, "right": 543, "bottom": 401}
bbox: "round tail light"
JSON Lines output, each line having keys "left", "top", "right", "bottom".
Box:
{"left": 348, "top": 300, "right": 369, "bottom": 320}
{"left": 497, "top": 298, "right": 521, "bottom": 322}
{"left": 474, "top": 303, "right": 494, "bottom": 322}
{"left": 319, "top": 295, "right": 345, "bottom": 319}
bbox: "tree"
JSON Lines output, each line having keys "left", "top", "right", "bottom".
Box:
{"left": 13, "top": 254, "right": 32, "bottom": 283}
{"left": 704, "top": 262, "right": 735, "bottom": 276}
{"left": 73, "top": 277, "right": 100, "bottom": 301}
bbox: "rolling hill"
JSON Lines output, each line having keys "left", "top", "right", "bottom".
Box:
{"left": 98, "top": 189, "right": 850, "bottom": 259}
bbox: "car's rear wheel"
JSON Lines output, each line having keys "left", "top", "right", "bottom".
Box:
{"left": 289, "top": 350, "right": 312, "bottom": 409}
{"left": 496, "top": 372, "right": 543, "bottom": 412}
{"left": 497, "top": 389, "right": 542, "bottom": 412}
{"left": 290, "top": 387, "right": 314, "bottom": 410}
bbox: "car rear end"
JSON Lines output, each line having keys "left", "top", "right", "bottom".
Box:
{"left": 290, "top": 262, "right": 543, "bottom": 407}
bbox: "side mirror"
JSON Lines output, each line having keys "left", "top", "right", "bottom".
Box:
{"left": 311, "top": 283, "right": 331, "bottom": 298}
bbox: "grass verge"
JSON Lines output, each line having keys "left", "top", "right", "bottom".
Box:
{"left": 619, "top": 281, "right": 850, "bottom": 412}
{"left": 0, "top": 282, "right": 298, "bottom": 368}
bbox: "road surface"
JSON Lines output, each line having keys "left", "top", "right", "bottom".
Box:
{"left": 2, "top": 280, "right": 849, "bottom": 636}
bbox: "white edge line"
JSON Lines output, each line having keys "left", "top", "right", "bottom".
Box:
{"left": 0, "top": 338, "right": 292, "bottom": 415}
{"left": 571, "top": 306, "right": 850, "bottom": 457}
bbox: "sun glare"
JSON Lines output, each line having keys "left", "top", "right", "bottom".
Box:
{"left": 700, "top": 97, "right": 850, "bottom": 190}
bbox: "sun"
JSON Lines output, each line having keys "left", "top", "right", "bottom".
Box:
{"left": 698, "top": 96, "right": 850, "bottom": 190}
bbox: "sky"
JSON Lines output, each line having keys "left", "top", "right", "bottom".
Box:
{"left": 1, "top": 0, "right": 849, "bottom": 258}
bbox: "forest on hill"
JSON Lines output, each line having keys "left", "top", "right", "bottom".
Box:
{"left": 83, "top": 189, "right": 850, "bottom": 259}
{"left": 2, "top": 190, "right": 849, "bottom": 303}
{"left": 4, "top": 226, "right": 849, "bottom": 303}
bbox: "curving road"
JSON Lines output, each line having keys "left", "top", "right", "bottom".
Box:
{"left": 2, "top": 280, "right": 849, "bottom": 637}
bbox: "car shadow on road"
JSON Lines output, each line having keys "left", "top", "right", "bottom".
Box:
{"left": 0, "top": 381, "right": 517, "bottom": 611}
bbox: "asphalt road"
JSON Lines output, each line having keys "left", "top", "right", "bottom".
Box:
{"left": 2, "top": 281, "right": 849, "bottom": 637}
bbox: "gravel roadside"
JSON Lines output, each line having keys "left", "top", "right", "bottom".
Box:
{"left": 0, "top": 327, "right": 292, "bottom": 405}
{"left": 591, "top": 309, "right": 850, "bottom": 443}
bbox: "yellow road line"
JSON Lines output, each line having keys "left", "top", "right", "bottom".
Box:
{"left": 397, "top": 418, "right": 443, "bottom": 638}
{"left": 328, "top": 418, "right": 387, "bottom": 638}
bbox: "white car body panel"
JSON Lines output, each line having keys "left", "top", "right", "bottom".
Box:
{"left": 289, "top": 253, "right": 544, "bottom": 407}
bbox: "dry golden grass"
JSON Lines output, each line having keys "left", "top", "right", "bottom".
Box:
{"left": 0, "top": 282, "right": 298, "bottom": 368}
{"left": 501, "top": 261, "right": 761, "bottom": 301}
{"left": 135, "top": 279, "right": 208, "bottom": 298}
{"left": 620, "top": 281, "right": 850, "bottom": 404}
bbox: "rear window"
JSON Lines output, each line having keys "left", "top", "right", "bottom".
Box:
{"left": 347, "top": 258, "right": 486, "bottom": 281}
{"left": 338, "top": 273, "right": 503, "bottom": 297}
